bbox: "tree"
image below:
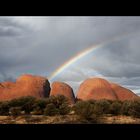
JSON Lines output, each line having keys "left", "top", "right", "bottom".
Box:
{"left": 110, "top": 101, "right": 122, "bottom": 115}
{"left": 0, "top": 101, "right": 10, "bottom": 116}
{"left": 128, "top": 100, "right": 140, "bottom": 118}
{"left": 73, "top": 101, "right": 95, "bottom": 120}
{"left": 21, "top": 96, "right": 36, "bottom": 114}
{"left": 121, "top": 100, "right": 132, "bottom": 115}
{"left": 32, "top": 99, "right": 47, "bottom": 115}
{"left": 94, "top": 100, "right": 111, "bottom": 115}
{"left": 9, "top": 107, "right": 22, "bottom": 116}
{"left": 44, "top": 103, "right": 59, "bottom": 116}
{"left": 59, "top": 102, "right": 70, "bottom": 115}
{"left": 44, "top": 95, "right": 70, "bottom": 116}
{"left": 48, "top": 95, "right": 69, "bottom": 108}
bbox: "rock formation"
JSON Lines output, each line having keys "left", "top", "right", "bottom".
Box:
{"left": 50, "top": 81, "right": 75, "bottom": 104}
{"left": 0, "top": 74, "right": 50, "bottom": 101}
{"left": 111, "top": 83, "right": 138, "bottom": 101}
{"left": 76, "top": 77, "right": 138, "bottom": 101}
{"left": 0, "top": 74, "right": 138, "bottom": 102}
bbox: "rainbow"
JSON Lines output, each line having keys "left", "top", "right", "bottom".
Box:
{"left": 49, "top": 44, "right": 102, "bottom": 80}
{"left": 49, "top": 30, "right": 139, "bottom": 81}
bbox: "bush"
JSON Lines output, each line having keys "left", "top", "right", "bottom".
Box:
{"left": 59, "top": 102, "right": 70, "bottom": 115}
{"left": 9, "top": 107, "right": 22, "bottom": 116}
{"left": 33, "top": 99, "right": 47, "bottom": 115}
{"left": 21, "top": 96, "right": 36, "bottom": 114}
{"left": 127, "top": 100, "right": 140, "bottom": 118}
{"left": 0, "top": 102, "right": 10, "bottom": 116}
{"left": 110, "top": 101, "right": 122, "bottom": 115}
{"left": 0, "top": 97, "right": 37, "bottom": 116}
{"left": 94, "top": 100, "right": 111, "bottom": 115}
{"left": 43, "top": 95, "right": 70, "bottom": 116}
{"left": 8, "top": 96, "right": 36, "bottom": 108}
{"left": 44, "top": 103, "right": 59, "bottom": 116}
{"left": 48, "top": 95, "right": 69, "bottom": 107}
{"left": 73, "top": 101, "right": 95, "bottom": 120}
{"left": 121, "top": 100, "right": 132, "bottom": 115}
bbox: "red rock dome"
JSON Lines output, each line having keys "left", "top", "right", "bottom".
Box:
{"left": 50, "top": 81, "right": 75, "bottom": 104}
{"left": 111, "top": 83, "right": 138, "bottom": 101}
{"left": 0, "top": 74, "right": 50, "bottom": 101}
{"left": 76, "top": 77, "right": 138, "bottom": 101}
{"left": 76, "top": 78, "right": 117, "bottom": 101}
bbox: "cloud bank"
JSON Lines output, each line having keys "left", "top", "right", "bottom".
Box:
{"left": 0, "top": 16, "right": 140, "bottom": 94}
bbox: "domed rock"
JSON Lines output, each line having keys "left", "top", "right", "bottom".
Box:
{"left": 0, "top": 74, "right": 50, "bottom": 101}
{"left": 111, "top": 83, "right": 138, "bottom": 101}
{"left": 50, "top": 81, "right": 75, "bottom": 104}
{"left": 76, "top": 78, "right": 117, "bottom": 101}
{"left": 76, "top": 77, "right": 138, "bottom": 101}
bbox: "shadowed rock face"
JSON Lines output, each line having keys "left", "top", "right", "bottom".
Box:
{"left": 76, "top": 78, "right": 138, "bottom": 101}
{"left": 0, "top": 74, "right": 50, "bottom": 101}
{"left": 50, "top": 82, "right": 75, "bottom": 104}
{"left": 110, "top": 83, "right": 138, "bottom": 101}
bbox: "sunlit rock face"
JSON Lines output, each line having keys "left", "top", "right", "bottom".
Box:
{"left": 76, "top": 78, "right": 138, "bottom": 101}
{"left": 50, "top": 81, "right": 75, "bottom": 104}
{"left": 0, "top": 74, "right": 50, "bottom": 101}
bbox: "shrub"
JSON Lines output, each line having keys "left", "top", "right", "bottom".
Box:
{"left": 44, "top": 103, "right": 59, "bottom": 116}
{"left": 87, "top": 100, "right": 96, "bottom": 105}
{"left": 73, "top": 101, "right": 94, "bottom": 120}
{"left": 0, "top": 97, "right": 38, "bottom": 115}
{"left": 21, "top": 96, "right": 36, "bottom": 114}
{"left": 121, "top": 100, "right": 132, "bottom": 115}
{"left": 110, "top": 101, "right": 122, "bottom": 115}
{"left": 33, "top": 99, "right": 47, "bottom": 114}
{"left": 48, "top": 95, "right": 69, "bottom": 107}
{"left": 59, "top": 102, "right": 70, "bottom": 115}
{"left": 8, "top": 96, "right": 36, "bottom": 108}
{"left": 127, "top": 100, "right": 140, "bottom": 118}
{"left": 0, "top": 102, "right": 10, "bottom": 115}
{"left": 9, "top": 107, "right": 22, "bottom": 116}
{"left": 94, "top": 100, "right": 111, "bottom": 115}
{"left": 45, "top": 95, "right": 70, "bottom": 115}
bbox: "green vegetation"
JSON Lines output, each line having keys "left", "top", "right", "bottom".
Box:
{"left": 0, "top": 95, "right": 70, "bottom": 116}
{"left": 121, "top": 100, "right": 132, "bottom": 115}
{"left": 110, "top": 100, "right": 122, "bottom": 115}
{"left": 0, "top": 101, "right": 10, "bottom": 116}
{"left": 93, "top": 100, "right": 111, "bottom": 115}
{"left": 73, "top": 101, "right": 95, "bottom": 120}
{"left": 9, "top": 107, "right": 22, "bottom": 116}
{"left": 44, "top": 95, "right": 70, "bottom": 116}
{"left": 127, "top": 100, "right": 140, "bottom": 118}
{"left": 44, "top": 103, "right": 59, "bottom": 116}
{"left": 0, "top": 96, "right": 140, "bottom": 122}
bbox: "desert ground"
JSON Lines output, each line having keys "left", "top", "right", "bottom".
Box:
{"left": 0, "top": 115, "right": 140, "bottom": 124}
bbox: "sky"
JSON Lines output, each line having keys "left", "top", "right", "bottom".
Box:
{"left": 0, "top": 16, "right": 140, "bottom": 95}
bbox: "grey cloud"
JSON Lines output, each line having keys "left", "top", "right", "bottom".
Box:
{"left": 0, "top": 16, "right": 140, "bottom": 94}
{"left": 0, "top": 17, "right": 34, "bottom": 37}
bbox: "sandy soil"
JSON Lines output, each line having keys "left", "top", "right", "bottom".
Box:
{"left": 0, "top": 115, "right": 140, "bottom": 124}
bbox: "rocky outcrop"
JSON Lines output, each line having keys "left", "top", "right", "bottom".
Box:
{"left": 76, "top": 77, "right": 138, "bottom": 101}
{"left": 50, "top": 81, "right": 75, "bottom": 104}
{"left": 0, "top": 74, "right": 50, "bottom": 101}
{"left": 111, "top": 83, "right": 138, "bottom": 101}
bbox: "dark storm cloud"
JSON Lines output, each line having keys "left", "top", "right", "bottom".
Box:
{"left": 0, "top": 17, "right": 32, "bottom": 37}
{"left": 89, "top": 35, "right": 140, "bottom": 79}
{"left": 0, "top": 16, "right": 140, "bottom": 93}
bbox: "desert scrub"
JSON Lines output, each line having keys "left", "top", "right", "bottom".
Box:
{"left": 73, "top": 101, "right": 99, "bottom": 123}
{"left": 127, "top": 100, "right": 140, "bottom": 118}
{"left": 93, "top": 100, "right": 111, "bottom": 115}
{"left": 44, "top": 95, "right": 70, "bottom": 116}
{"left": 109, "top": 101, "right": 122, "bottom": 115}
{"left": 44, "top": 103, "right": 60, "bottom": 116}
{"left": 9, "top": 107, "right": 22, "bottom": 116}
